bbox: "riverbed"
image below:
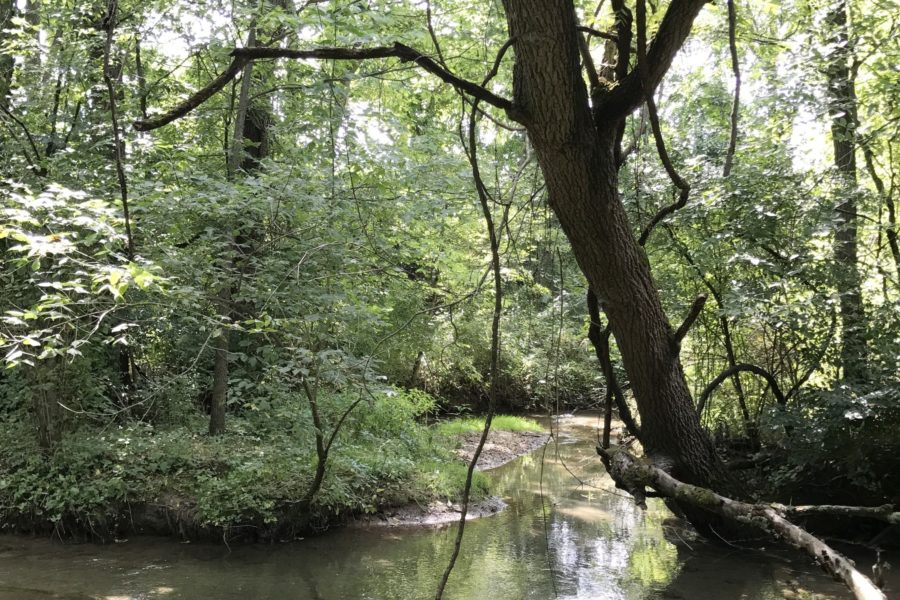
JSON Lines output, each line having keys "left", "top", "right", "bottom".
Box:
{"left": 0, "top": 414, "right": 892, "bottom": 599}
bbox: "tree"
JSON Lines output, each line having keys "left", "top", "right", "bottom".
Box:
{"left": 825, "top": 0, "right": 867, "bottom": 382}
{"left": 136, "top": 0, "right": 731, "bottom": 507}
{"left": 500, "top": 0, "right": 731, "bottom": 501}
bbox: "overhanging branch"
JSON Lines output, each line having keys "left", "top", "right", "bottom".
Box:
{"left": 134, "top": 43, "right": 515, "bottom": 132}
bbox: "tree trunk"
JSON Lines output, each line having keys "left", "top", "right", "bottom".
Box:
{"left": 209, "top": 287, "right": 231, "bottom": 436}
{"left": 0, "top": 0, "right": 14, "bottom": 110}
{"left": 501, "top": 0, "right": 732, "bottom": 504}
{"left": 826, "top": 0, "right": 867, "bottom": 382}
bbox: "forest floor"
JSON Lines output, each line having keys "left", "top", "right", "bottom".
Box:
{"left": 353, "top": 429, "right": 549, "bottom": 527}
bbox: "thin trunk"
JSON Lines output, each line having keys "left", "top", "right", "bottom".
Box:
{"left": 135, "top": 35, "right": 148, "bottom": 121}
{"left": 210, "top": 24, "right": 257, "bottom": 436}
{"left": 209, "top": 286, "right": 231, "bottom": 436}
{"left": 102, "top": 1, "right": 134, "bottom": 259}
{"left": 826, "top": 0, "right": 867, "bottom": 382}
{"left": 587, "top": 287, "right": 640, "bottom": 438}
{"left": 434, "top": 91, "right": 504, "bottom": 600}
{"left": 298, "top": 377, "right": 327, "bottom": 509}
{"left": 501, "top": 1, "right": 732, "bottom": 509}
{"left": 722, "top": 0, "right": 740, "bottom": 177}
{"left": 862, "top": 145, "right": 900, "bottom": 278}
{"left": 0, "top": 0, "right": 15, "bottom": 110}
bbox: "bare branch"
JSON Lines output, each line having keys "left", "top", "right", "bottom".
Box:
{"left": 775, "top": 503, "right": 900, "bottom": 526}
{"left": 672, "top": 294, "right": 706, "bottom": 351}
{"left": 638, "top": 94, "right": 690, "bottom": 245}
{"left": 134, "top": 43, "right": 515, "bottom": 132}
{"left": 576, "top": 25, "right": 618, "bottom": 42}
{"left": 696, "top": 362, "right": 786, "bottom": 415}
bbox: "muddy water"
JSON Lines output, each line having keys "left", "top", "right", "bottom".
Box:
{"left": 0, "top": 414, "right": 892, "bottom": 599}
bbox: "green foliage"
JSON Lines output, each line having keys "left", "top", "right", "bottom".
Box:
{"left": 1, "top": 0, "right": 899, "bottom": 539}
{"left": 0, "top": 387, "right": 489, "bottom": 535}
{"left": 764, "top": 386, "right": 900, "bottom": 501}
{"left": 0, "top": 182, "right": 160, "bottom": 367}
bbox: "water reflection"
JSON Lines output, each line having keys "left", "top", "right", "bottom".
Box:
{"left": 0, "top": 414, "right": 884, "bottom": 599}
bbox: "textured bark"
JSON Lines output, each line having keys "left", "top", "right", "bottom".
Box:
{"left": 501, "top": 0, "right": 730, "bottom": 501}
{"left": 825, "top": 0, "right": 867, "bottom": 382}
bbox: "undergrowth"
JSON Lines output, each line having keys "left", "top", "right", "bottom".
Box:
{"left": 0, "top": 388, "right": 495, "bottom": 539}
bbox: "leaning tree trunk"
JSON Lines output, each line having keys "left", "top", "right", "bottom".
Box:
{"left": 501, "top": 1, "right": 732, "bottom": 506}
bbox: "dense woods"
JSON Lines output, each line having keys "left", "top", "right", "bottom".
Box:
{"left": 1, "top": 0, "right": 898, "bottom": 597}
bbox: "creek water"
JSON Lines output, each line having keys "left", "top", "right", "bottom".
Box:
{"left": 0, "top": 414, "right": 892, "bottom": 599}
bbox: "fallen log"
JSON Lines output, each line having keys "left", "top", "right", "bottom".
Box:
{"left": 598, "top": 446, "right": 887, "bottom": 600}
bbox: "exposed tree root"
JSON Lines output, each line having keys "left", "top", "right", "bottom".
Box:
{"left": 598, "top": 446, "right": 887, "bottom": 600}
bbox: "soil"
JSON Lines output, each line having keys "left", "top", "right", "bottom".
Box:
{"left": 454, "top": 430, "right": 550, "bottom": 470}
{"left": 353, "top": 429, "right": 549, "bottom": 528}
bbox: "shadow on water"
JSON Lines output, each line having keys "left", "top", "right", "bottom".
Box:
{"left": 0, "top": 413, "right": 895, "bottom": 599}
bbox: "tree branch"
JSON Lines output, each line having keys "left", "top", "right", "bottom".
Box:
{"left": 696, "top": 362, "right": 785, "bottom": 415}
{"left": 596, "top": 0, "right": 709, "bottom": 120}
{"left": 638, "top": 94, "right": 690, "bottom": 245}
{"left": 774, "top": 503, "right": 900, "bottom": 526}
{"left": 134, "top": 43, "right": 515, "bottom": 132}
{"left": 671, "top": 294, "right": 706, "bottom": 351}
{"left": 133, "top": 56, "right": 249, "bottom": 131}
{"left": 576, "top": 25, "right": 618, "bottom": 42}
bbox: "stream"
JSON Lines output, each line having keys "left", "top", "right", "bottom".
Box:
{"left": 0, "top": 414, "right": 893, "bottom": 599}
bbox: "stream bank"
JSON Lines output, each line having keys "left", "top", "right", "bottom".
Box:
{"left": 3, "top": 413, "right": 892, "bottom": 599}
{"left": 0, "top": 415, "right": 548, "bottom": 542}
{"left": 353, "top": 429, "right": 549, "bottom": 527}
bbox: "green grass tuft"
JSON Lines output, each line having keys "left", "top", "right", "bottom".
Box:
{"left": 436, "top": 415, "right": 543, "bottom": 436}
